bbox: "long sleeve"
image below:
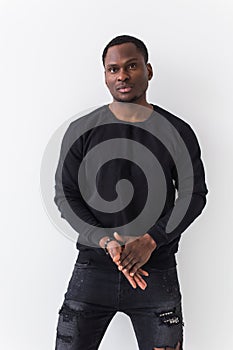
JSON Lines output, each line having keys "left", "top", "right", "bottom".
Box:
{"left": 147, "top": 123, "right": 208, "bottom": 249}
{"left": 54, "top": 122, "right": 109, "bottom": 248}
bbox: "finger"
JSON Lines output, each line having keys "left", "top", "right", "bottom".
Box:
{"left": 122, "top": 269, "right": 137, "bottom": 289}
{"left": 121, "top": 269, "right": 147, "bottom": 290}
{"left": 129, "top": 263, "right": 142, "bottom": 276}
{"left": 125, "top": 235, "right": 140, "bottom": 244}
{"left": 134, "top": 273, "right": 147, "bottom": 290}
{"left": 112, "top": 254, "right": 121, "bottom": 263}
{"left": 138, "top": 268, "right": 149, "bottom": 276}
{"left": 122, "top": 259, "right": 139, "bottom": 273}
{"left": 118, "top": 247, "right": 131, "bottom": 263}
{"left": 129, "top": 262, "right": 149, "bottom": 276}
{"left": 114, "top": 258, "right": 121, "bottom": 265}
{"left": 108, "top": 244, "right": 121, "bottom": 256}
{"left": 110, "top": 250, "right": 121, "bottom": 262}
{"left": 109, "top": 247, "right": 122, "bottom": 262}
{"left": 135, "top": 272, "right": 147, "bottom": 286}
{"left": 118, "top": 255, "right": 134, "bottom": 271}
{"left": 114, "top": 232, "right": 133, "bottom": 242}
{"left": 117, "top": 246, "right": 132, "bottom": 265}
{"left": 107, "top": 242, "right": 122, "bottom": 260}
{"left": 113, "top": 232, "right": 125, "bottom": 243}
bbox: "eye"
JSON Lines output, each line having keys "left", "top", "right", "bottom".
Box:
{"left": 108, "top": 67, "right": 118, "bottom": 73}
{"left": 128, "top": 63, "right": 137, "bottom": 69}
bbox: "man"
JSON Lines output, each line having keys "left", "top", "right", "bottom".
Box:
{"left": 54, "top": 35, "right": 208, "bottom": 350}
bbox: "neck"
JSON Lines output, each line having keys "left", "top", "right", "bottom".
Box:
{"left": 109, "top": 101, "right": 153, "bottom": 122}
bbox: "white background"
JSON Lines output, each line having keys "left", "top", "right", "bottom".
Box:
{"left": 1, "top": 0, "right": 232, "bottom": 349}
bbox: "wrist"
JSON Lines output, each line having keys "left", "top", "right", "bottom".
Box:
{"left": 104, "top": 237, "right": 116, "bottom": 255}
{"left": 99, "top": 236, "right": 116, "bottom": 255}
{"left": 142, "top": 233, "right": 157, "bottom": 250}
{"left": 99, "top": 236, "right": 110, "bottom": 249}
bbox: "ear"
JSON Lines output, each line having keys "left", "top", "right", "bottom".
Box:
{"left": 104, "top": 69, "right": 108, "bottom": 87}
{"left": 146, "top": 63, "right": 153, "bottom": 81}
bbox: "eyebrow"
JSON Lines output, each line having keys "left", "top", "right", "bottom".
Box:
{"left": 106, "top": 57, "right": 138, "bottom": 67}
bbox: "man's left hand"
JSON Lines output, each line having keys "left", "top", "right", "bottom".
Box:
{"left": 113, "top": 232, "right": 157, "bottom": 276}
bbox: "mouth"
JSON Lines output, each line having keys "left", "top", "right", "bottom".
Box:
{"left": 116, "top": 85, "right": 133, "bottom": 93}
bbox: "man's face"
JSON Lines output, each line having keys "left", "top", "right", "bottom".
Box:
{"left": 104, "top": 43, "right": 153, "bottom": 105}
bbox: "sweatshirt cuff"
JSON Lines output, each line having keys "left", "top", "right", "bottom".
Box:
{"left": 147, "top": 226, "right": 169, "bottom": 249}
{"left": 77, "top": 227, "right": 109, "bottom": 248}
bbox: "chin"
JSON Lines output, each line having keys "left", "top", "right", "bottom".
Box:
{"left": 114, "top": 95, "right": 137, "bottom": 103}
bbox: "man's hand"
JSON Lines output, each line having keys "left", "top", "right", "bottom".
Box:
{"left": 99, "top": 236, "right": 149, "bottom": 290}
{"left": 107, "top": 238, "right": 149, "bottom": 289}
{"left": 113, "top": 232, "right": 157, "bottom": 277}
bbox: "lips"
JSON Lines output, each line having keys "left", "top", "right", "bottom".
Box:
{"left": 116, "top": 85, "right": 133, "bottom": 93}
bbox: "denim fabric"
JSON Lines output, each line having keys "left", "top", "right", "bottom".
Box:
{"left": 55, "top": 257, "right": 184, "bottom": 350}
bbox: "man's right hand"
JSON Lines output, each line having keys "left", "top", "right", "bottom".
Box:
{"left": 99, "top": 236, "right": 149, "bottom": 290}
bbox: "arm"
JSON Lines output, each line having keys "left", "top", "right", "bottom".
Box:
{"left": 54, "top": 122, "right": 150, "bottom": 288}
{"left": 54, "top": 122, "right": 109, "bottom": 248}
{"left": 146, "top": 123, "right": 208, "bottom": 248}
{"left": 116, "top": 123, "right": 208, "bottom": 274}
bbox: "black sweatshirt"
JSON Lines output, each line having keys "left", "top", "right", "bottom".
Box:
{"left": 54, "top": 104, "right": 208, "bottom": 269}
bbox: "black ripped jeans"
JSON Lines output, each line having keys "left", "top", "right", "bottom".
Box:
{"left": 55, "top": 254, "right": 184, "bottom": 350}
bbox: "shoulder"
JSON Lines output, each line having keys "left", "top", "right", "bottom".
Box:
{"left": 59, "top": 105, "right": 107, "bottom": 152}
{"left": 152, "top": 104, "right": 191, "bottom": 130}
{"left": 152, "top": 104, "right": 199, "bottom": 142}
{"left": 69, "top": 105, "right": 107, "bottom": 130}
{"left": 62, "top": 105, "right": 108, "bottom": 142}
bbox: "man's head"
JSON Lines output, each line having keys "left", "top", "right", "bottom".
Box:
{"left": 102, "top": 35, "right": 153, "bottom": 106}
{"left": 102, "top": 35, "right": 149, "bottom": 66}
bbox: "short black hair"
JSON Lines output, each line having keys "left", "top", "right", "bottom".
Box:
{"left": 102, "top": 35, "right": 148, "bottom": 66}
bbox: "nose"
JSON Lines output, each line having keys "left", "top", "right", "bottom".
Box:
{"left": 117, "top": 68, "right": 129, "bottom": 81}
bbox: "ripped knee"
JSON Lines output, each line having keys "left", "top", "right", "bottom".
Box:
{"left": 55, "top": 304, "right": 79, "bottom": 346}
{"left": 152, "top": 305, "right": 184, "bottom": 350}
